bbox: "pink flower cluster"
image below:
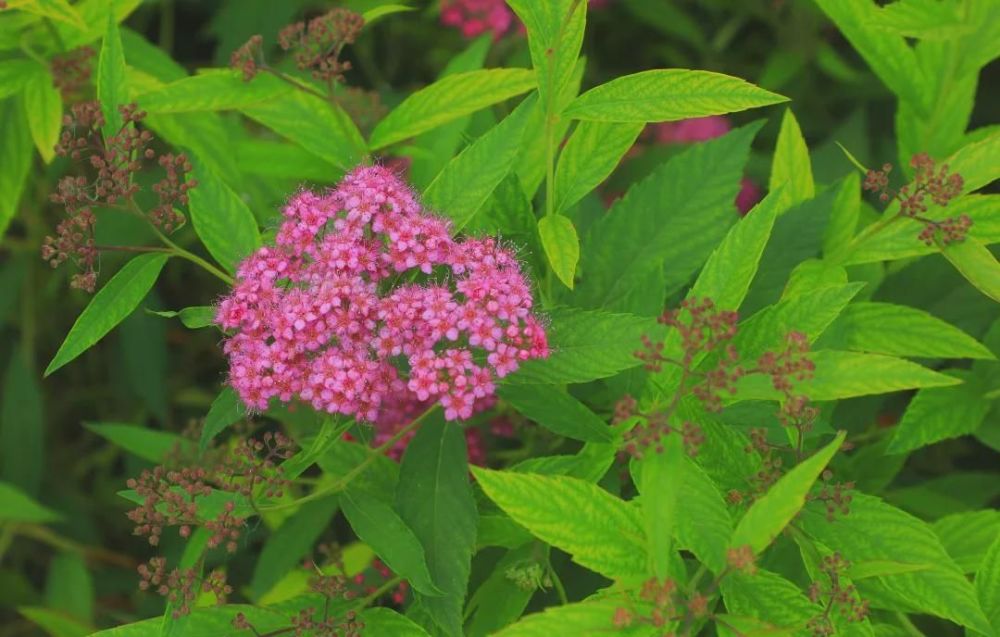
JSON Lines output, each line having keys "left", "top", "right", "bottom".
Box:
{"left": 216, "top": 165, "right": 548, "bottom": 422}
{"left": 441, "top": 0, "right": 612, "bottom": 40}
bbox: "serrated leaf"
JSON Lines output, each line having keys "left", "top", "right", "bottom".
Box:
{"left": 45, "top": 253, "right": 169, "bottom": 377}
{"left": 136, "top": 69, "right": 289, "bottom": 113}
{"left": 491, "top": 597, "right": 657, "bottom": 637}
{"left": 675, "top": 455, "right": 734, "bottom": 574}
{"left": 84, "top": 422, "right": 190, "bottom": 463}
{"left": 538, "top": 214, "right": 579, "bottom": 289}
{"left": 820, "top": 302, "right": 995, "bottom": 360}
{"left": 22, "top": 68, "right": 62, "bottom": 163}
{"left": 638, "top": 434, "right": 683, "bottom": 579}
{"left": 941, "top": 236, "right": 1000, "bottom": 303}
{"left": 554, "top": 121, "right": 642, "bottom": 214}
{"left": 720, "top": 569, "right": 820, "bottom": 634}
{"left": 507, "top": 0, "right": 585, "bottom": 115}
{"left": 504, "top": 308, "right": 662, "bottom": 386}
{"left": 0, "top": 480, "right": 60, "bottom": 523}
{"left": 473, "top": 467, "right": 646, "bottom": 579}
{"left": 888, "top": 370, "right": 990, "bottom": 454}
{"left": 15, "top": 0, "right": 85, "bottom": 29}
{"left": 564, "top": 70, "right": 787, "bottom": 122}
{"left": 977, "top": 530, "right": 1000, "bottom": 632}
{"left": 369, "top": 69, "right": 536, "bottom": 150}
{"left": 186, "top": 154, "right": 260, "bottom": 273}
{"left": 423, "top": 93, "right": 534, "bottom": 231}
{"left": 241, "top": 90, "right": 367, "bottom": 171}
{"left": 1, "top": 346, "right": 43, "bottom": 497}
{"left": 933, "top": 510, "right": 1000, "bottom": 574}
{"left": 199, "top": 387, "right": 243, "bottom": 452}
{"left": 97, "top": 12, "right": 126, "bottom": 140}
{"left": 341, "top": 489, "right": 442, "bottom": 597}
{"left": 0, "top": 98, "right": 33, "bottom": 238}
{"left": 359, "top": 608, "right": 430, "bottom": 637}
{"left": 799, "top": 493, "right": 992, "bottom": 634}
{"left": 823, "top": 172, "right": 862, "bottom": 262}
{"left": 730, "top": 432, "right": 845, "bottom": 554}
{"left": 576, "top": 123, "right": 760, "bottom": 310}
{"left": 88, "top": 605, "right": 290, "bottom": 637}
{"left": 769, "top": 109, "right": 814, "bottom": 211}
{"left": 871, "top": 0, "right": 968, "bottom": 40}
{"left": 498, "top": 384, "right": 612, "bottom": 442}
{"left": 734, "top": 350, "right": 961, "bottom": 402}
{"left": 395, "top": 418, "right": 476, "bottom": 637}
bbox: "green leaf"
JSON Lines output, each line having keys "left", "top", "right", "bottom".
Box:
{"left": 44, "top": 552, "right": 94, "bottom": 624}
{"left": 491, "top": 597, "right": 656, "bottom": 637}
{"left": 235, "top": 139, "right": 339, "bottom": 182}
{"left": 362, "top": 4, "right": 415, "bottom": 26}
{"left": 538, "top": 215, "right": 579, "bottom": 289}
{"left": 507, "top": 0, "right": 586, "bottom": 115}
{"left": 799, "top": 493, "right": 992, "bottom": 634}
{"left": 395, "top": 418, "right": 477, "bottom": 637}
{"left": 121, "top": 27, "right": 186, "bottom": 83}
{"left": 0, "top": 481, "right": 60, "bottom": 523}
{"left": 0, "top": 98, "right": 33, "bottom": 238}
{"left": 887, "top": 371, "right": 990, "bottom": 454}
{"left": 976, "top": 530, "right": 1000, "bottom": 632}
{"left": 18, "top": 607, "right": 91, "bottom": 637}
{"left": 941, "top": 236, "right": 1000, "bottom": 303}
{"left": 341, "top": 489, "right": 442, "bottom": 597}
{"left": 504, "top": 308, "right": 661, "bottom": 386}
{"left": 45, "top": 253, "right": 169, "bottom": 377}
{"left": 369, "top": 69, "right": 536, "bottom": 150}
{"left": 359, "top": 607, "right": 431, "bottom": 637}
{"left": 22, "top": 68, "right": 62, "bottom": 163}
{"left": 823, "top": 172, "right": 861, "bottom": 262}
{"left": 576, "top": 123, "right": 760, "bottom": 310}
{"left": 720, "top": 569, "right": 819, "bottom": 634}
{"left": 638, "top": 434, "right": 683, "bottom": 580}
{"left": 423, "top": 93, "right": 535, "bottom": 231}
{"left": 933, "top": 510, "right": 1000, "bottom": 573}
{"left": 88, "top": 605, "right": 290, "bottom": 637}
{"left": 769, "top": 109, "right": 814, "bottom": 211}
{"left": 564, "top": 70, "right": 787, "bottom": 122}
{"left": 844, "top": 195, "right": 1000, "bottom": 264}
{"left": 148, "top": 305, "right": 215, "bottom": 329}
{"left": 734, "top": 350, "right": 962, "bottom": 402}
{"left": 1, "top": 346, "right": 44, "bottom": 497}
{"left": 498, "top": 384, "right": 612, "bottom": 442}
{"left": 819, "top": 302, "right": 995, "bottom": 360}
{"left": 249, "top": 496, "right": 338, "bottom": 600}
{"left": 186, "top": 154, "right": 261, "bottom": 273}
{"left": 97, "top": 11, "right": 126, "bottom": 140}
{"left": 465, "top": 543, "right": 540, "bottom": 637}
{"left": 16, "top": 0, "right": 86, "bottom": 29}
{"left": 870, "top": 0, "right": 968, "bottom": 40}
{"left": 554, "top": 121, "right": 643, "bottom": 213}
{"left": 199, "top": 387, "right": 243, "bottom": 452}
{"left": 241, "top": 90, "right": 367, "bottom": 172}
{"left": 84, "top": 422, "right": 190, "bottom": 463}
{"left": 730, "top": 431, "right": 845, "bottom": 554}
{"left": 675, "top": 454, "right": 734, "bottom": 574}
{"left": 0, "top": 59, "right": 41, "bottom": 99}
{"left": 814, "top": 0, "right": 925, "bottom": 111}
{"left": 136, "top": 69, "right": 289, "bottom": 113}
{"left": 472, "top": 467, "right": 646, "bottom": 579}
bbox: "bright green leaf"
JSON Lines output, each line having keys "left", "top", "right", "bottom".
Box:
{"left": 976, "top": 530, "right": 1000, "bottom": 632}
{"left": 186, "top": 154, "right": 261, "bottom": 273}
{"left": 369, "top": 69, "right": 536, "bottom": 150}
{"left": 554, "top": 121, "right": 642, "bottom": 214}
{"left": 45, "top": 253, "right": 170, "bottom": 377}
{"left": 22, "top": 68, "right": 62, "bottom": 163}
{"left": 0, "top": 98, "right": 33, "bottom": 238}
{"left": 148, "top": 306, "right": 215, "bottom": 330}
{"left": 97, "top": 12, "right": 126, "bottom": 140}
{"left": 491, "top": 597, "right": 656, "bottom": 637}
{"left": 941, "top": 236, "right": 1000, "bottom": 303}
{"left": 0, "top": 481, "right": 61, "bottom": 523}
{"left": 675, "top": 455, "right": 734, "bottom": 574}
{"left": 720, "top": 569, "right": 819, "bottom": 634}
{"left": 84, "top": 422, "right": 190, "bottom": 463}
{"left": 538, "top": 214, "right": 579, "bottom": 289}
{"left": 136, "top": 69, "right": 289, "bottom": 113}
{"left": 638, "top": 434, "right": 683, "bottom": 580}
{"left": 933, "top": 510, "right": 1000, "bottom": 573}
{"left": 359, "top": 607, "right": 431, "bottom": 637}
{"left": 498, "top": 384, "right": 612, "bottom": 442}
{"left": 769, "top": 109, "right": 814, "bottom": 211}
{"left": 887, "top": 371, "right": 990, "bottom": 454}
{"left": 199, "top": 387, "right": 243, "bottom": 452}
{"left": 564, "top": 70, "right": 787, "bottom": 122}
{"left": 730, "top": 431, "right": 845, "bottom": 554}
{"left": 507, "top": 0, "right": 586, "bottom": 115}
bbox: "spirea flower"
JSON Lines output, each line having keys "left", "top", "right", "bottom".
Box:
{"left": 216, "top": 165, "right": 548, "bottom": 422}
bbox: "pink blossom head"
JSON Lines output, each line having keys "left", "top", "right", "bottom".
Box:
{"left": 216, "top": 165, "right": 548, "bottom": 423}
{"left": 440, "top": 0, "right": 515, "bottom": 40}
{"left": 653, "top": 116, "right": 732, "bottom": 144}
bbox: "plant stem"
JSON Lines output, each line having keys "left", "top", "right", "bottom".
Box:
{"left": 895, "top": 612, "right": 927, "bottom": 637}
{"left": 260, "top": 65, "right": 329, "bottom": 102}
{"left": 152, "top": 226, "right": 235, "bottom": 285}
{"left": 548, "top": 562, "right": 569, "bottom": 605}
{"left": 260, "top": 405, "right": 439, "bottom": 512}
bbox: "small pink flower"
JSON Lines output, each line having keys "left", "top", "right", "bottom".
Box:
{"left": 652, "top": 116, "right": 732, "bottom": 144}
{"left": 736, "top": 177, "right": 762, "bottom": 215}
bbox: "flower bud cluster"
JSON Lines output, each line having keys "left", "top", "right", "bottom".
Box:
{"left": 137, "top": 558, "right": 232, "bottom": 618}
{"left": 216, "top": 165, "right": 548, "bottom": 422}
{"left": 806, "top": 552, "right": 870, "bottom": 636}
{"left": 51, "top": 46, "right": 94, "bottom": 100}
{"left": 277, "top": 8, "right": 364, "bottom": 83}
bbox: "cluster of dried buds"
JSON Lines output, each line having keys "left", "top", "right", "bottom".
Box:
{"left": 278, "top": 8, "right": 364, "bottom": 83}
{"left": 42, "top": 101, "right": 195, "bottom": 291}
{"left": 806, "top": 553, "right": 870, "bottom": 636}
{"left": 50, "top": 45, "right": 95, "bottom": 100}
{"left": 864, "top": 153, "right": 970, "bottom": 246}
{"left": 126, "top": 431, "right": 296, "bottom": 614}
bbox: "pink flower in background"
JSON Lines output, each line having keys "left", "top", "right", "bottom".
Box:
{"left": 649, "top": 115, "right": 761, "bottom": 214}
{"left": 216, "top": 165, "right": 548, "bottom": 423}
{"left": 441, "top": 0, "right": 612, "bottom": 39}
